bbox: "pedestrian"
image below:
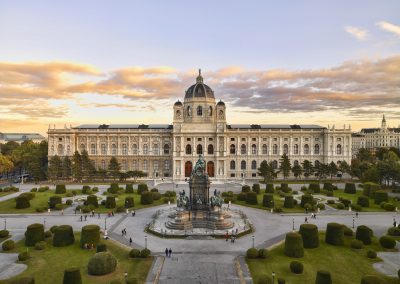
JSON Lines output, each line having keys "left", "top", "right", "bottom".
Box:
{"left": 168, "top": 248, "right": 172, "bottom": 257}
{"left": 112, "top": 211, "right": 114, "bottom": 217}
{"left": 305, "top": 217, "right": 308, "bottom": 223}
{"left": 355, "top": 212, "right": 358, "bottom": 218}
{"left": 133, "top": 210, "right": 136, "bottom": 216}
{"left": 80, "top": 215, "right": 83, "bottom": 222}
{"left": 394, "top": 221, "right": 397, "bottom": 228}
{"left": 165, "top": 248, "right": 168, "bottom": 257}
{"left": 305, "top": 208, "right": 308, "bottom": 214}
{"left": 230, "top": 235, "right": 234, "bottom": 243}
{"left": 98, "top": 213, "right": 100, "bottom": 219}
{"left": 122, "top": 229, "right": 124, "bottom": 236}
{"left": 61, "top": 209, "right": 64, "bottom": 215}
{"left": 236, "top": 228, "right": 238, "bottom": 234}
{"left": 84, "top": 215, "right": 87, "bottom": 221}
{"left": 225, "top": 231, "right": 229, "bottom": 242}
{"left": 129, "top": 237, "right": 132, "bottom": 246}
{"left": 314, "top": 213, "right": 317, "bottom": 219}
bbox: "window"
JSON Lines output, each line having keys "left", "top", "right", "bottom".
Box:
{"left": 186, "top": 144, "right": 192, "bottom": 154}
{"left": 67, "top": 145, "right": 70, "bottom": 155}
{"left": 273, "top": 138, "right": 278, "bottom": 141}
{"left": 164, "top": 144, "right": 170, "bottom": 155}
{"left": 293, "top": 144, "right": 299, "bottom": 155}
{"left": 187, "top": 138, "right": 191, "bottom": 141}
{"left": 304, "top": 144, "right": 309, "bottom": 155}
{"left": 164, "top": 160, "right": 169, "bottom": 170}
{"left": 284, "top": 138, "right": 288, "bottom": 141}
{"left": 251, "top": 144, "right": 257, "bottom": 155}
{"left": 208, "top": 106, "right": 212, "bottom": 116}
{"left": 143, "top": 144, "right": 148, "bottom": 155}
{"left": 153, "top": 144, "right": 159, "bottom": 155}
{"left": 197, "top": 106, "right": 203, "bottom": 116}
{"left": 208, "top": 137, "right": 213, "bottom": 141}
{"left": 336, "top": 144, "right": 342, "bottom": 155}
{"left": 57, "top": 144, "right": 63, "bottom": 155}
{"left": 187, "top": 106, "right": 192, "bottom": 117}
{"left": 314, "top": 144, "right": 320, "bottom": 155}
{"left": 283, "top": 144, "right": 288, "bottom": 154}
{"left": 294, "top": 138, "right": 299, "bottom": 141}
{"left": 337, "top": 138, "right": 342, "bottom": 142}
{"left": 122, "top": 160, "right": 127, "bottom": 171}
{"left": 80, "top": 144, "right": 86, "bottom": 153}
{"left": 230, "top": 160, "right": 235, "bottom": 170}
{"left": 315, "top": 138, "right": 319, "bottom": 141}
{"left": 198, "top": 138, "right": 202, "bottom": 141}
{"left": 111, "top": 144, "right": 117, "bottom": 155}
{"left": 58, "top": 137, "right": 62, "bottom": 141}
{"left": 132, "top": 160, "right": 137, "bottom": 170}
{"left": 242, "top": 138, "right": 246, "bottom": 141}
{"left": 251, "top": 160, "right": 257, "bottom": 170}
{"left": 154, "top": 160, "right": 159, "bottom": 171}
{"left": 101, "top": 144, "right": 107, "bottom": 155}
{"left": 272, "top": 144, "right": 278, "bottom": 155}
{"left": 132, "top": 144, "right": 138, "bottom": 155}
{"left": 122, "top": 144, "right": 127, "bottom": 155}
{"left": 241, "top": 144, "right": 246, "bottom": 155}
{"left": 241, "top": 160, "right": 246, "bottom": 170}
{"left": 208, "top": 144, "right": 214, "bottom": 154}
{"left": 143, "top": 160, "right": 148, "bottom": 171}
{"left": 230, "top": 138, "right": 235, "bottom": 141}
{"left": 196, "top": 144, "right": 203, "bottom": 155}
{"left": 262, "top": 144, "right": 268, "bottom": 154}
{"left": 305, "top": 138, "right": 309, "bottom": 141}
{"left": 101, "top": 160, "right": 106, "bottom": 170}
{"left": 230, "top": 144, "right": 236, "bottom": 154}
{"left": 90, "top": 144, "right": 96, "bottom": 155}
{"left": 252, "top": 138, "right": 256, "bottom": 141}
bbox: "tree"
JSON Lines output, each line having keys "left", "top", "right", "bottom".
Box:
{"left": 328, "top": 161, "right": 338, "bottom": 179}
{"left": 62, "top": 156, "right": 72, "bottom": 180}
{"left": 97, "top": 169, "right": 108, "bottom": 181}
{"left": 279, "top": 154, "right": 292, "bottom": 179}
{"left": 314, "top": 162, "right": 329, "bottom": 180}
{"left": 361, "top": 165, "right": 380, "bottom": 184}
{"left": 356, "top": 148, "right": 374, "bottom": 163}
{"left": 292, "top": 164, "right": 303, "bottom": 179}
{"left": 81, "top": 150, "right": 96, "bottom": 181}
{"left": 127, "top": 170, "right": 146, "bottom": 182}
{"left": 338, "top": 160, "right": 350, "bottom": 179}
{"left": 0, "top": 154, "right": 14, "bottom": 173}
{"left": 257, "top": 160, "right": 276, "bottom": 183}
{"left": 0, "top": 141, "right": 19, "bottom": 156}
{"left": 48, "top": 155, "right": 62, "bottom": 180}
{"left": 72, "top": 151, "right": 83, "bottom": 182}
{"left": 108, "top": 157, "right": 121, "bottom": 180}
{"left": 302, "top": 160, "right": 314, "bottom": 179}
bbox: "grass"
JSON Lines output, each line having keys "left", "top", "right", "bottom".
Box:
{"left": 0, "top": 191, "right": 17, "bottom": 198}
{"left": 0, "top": 233, "right": 152, "bottom": 284}
{"left": 247, "top": 232, "right": 399, "bottom": 284}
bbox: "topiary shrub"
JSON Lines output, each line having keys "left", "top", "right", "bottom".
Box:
{"left": 87, "top": 252, "right": 117, "bottom": 275}
{"left": 361, "top": 275, "right": 384, "bottom": 284}
{"left": 96, "top": 243, "right": 107, "bottom": 253}
{"left": 366, "top": 250, "right": 377, "bottom": 259}
{"left": 8, "top": 277, "right": 35, "bottom": 284}
{"left": 35, "top": 241, "right": 46, "bottom": 250}
{"left": 315, "top": 270, "right": 332, "bottom": 284}
{"left": 339, "top": 198, "right": 351, "bottom": 208}
{"left": 80, "top": 225, "right": 100, "bottom": 248}
{"left": 108, "top": 183, "right": 119, "bottom": 194}
{"left": 63, "top": 267, "right": 82, "bottom": 284}
{"left": 336, "top": 203, "right": 345, "bottom": 209}
{"left": 152, "top": 192, "right": 161, "bottom": 201}
{"left": 124, "top": 197, "right": 134, "bottom": 208}
{"left": 317, "top": 203, "right": 325, "bottom": 210}
{"left": 356, "top": 225, "right": 373, "bottom": 245}
{"left": 242, "top": 185, "right": 251, "bottom": 193}
{"left": 343, "top": 227, "right": 353, "bottom": 237}
{"left": 301, "top": 194, "right": 314, "bottom": 208}
{"left": 374, "top": 190, "right": 388, "bottom": 204}
{"left": 357, "top": 196, "right": 369, "bottom": 207}
{"left": 86, "top": 195, "right": 98, "bottom": 208}
{"left": 53, "top": 225, "right": 75, "bottom": 247}
{"left": 0, "top": 229, "right": 9, "bottom": 238}
{"left": 299, "top": 224, "right": 319, "bottom": 248}
{"left": 246, "top": 248, "right": 258, "bottom": 259}
{"left": 20, "top": 192, "right": 35, "bottom": 200}
{"left": 289, "top": 261, "right": 304, "bottom": 274}
{"left": 16, "top": 195, "right": 30, "bottom": 209}
{"left": 344, "top": 183, "right": 356, "bottom": 194}
{"left": 258, "top": 248, "right": 268, "bottom": 259}
{"left": 49, "top": 196, "right": 62, "bottom": 209}
{"left": 55, "top": 184, "right": 67, "bottom": 194}
{"left": 2, "top": 239, "right": 15, "bottom": 251}
{"left": 350, "top": 239, "right": 363, "bottom": 249}
{"left": 105, "top": 196, "right": 116, "bottom": 208}
{"left": 237, "top": 192, "right": 247, "bottom": 201}
{"left": 284, "top": 195, "right": 294, "bottom": 208}
{"left": 25, "top": 223, "right": 44, "bottom": 246}
{"left": 125, "top": 184, "right": 134, "bottom": 193}
{"left": 262, "top": 194, "right": 274, "bottom": 208}
{"left": 284, "top": 232, "right": 304, "bottom": 258}
{"left": 252, "top": 183, "right": 261, "bottom": 194}
{"left": 137, "top": 183, "right": 148, "bottom": 194}
{"left": 281, "top": 183, "right": 290, "bottom": 193}
{"left": 388, "top": 226, "right": 400, "bottom": 236}
{"left": 384, "top": 203, "right": 395, "bottom": 211}
{"left": 82, "top": 185, "right": 91, "bottom": 194}
{"left": 379, "top": 235, "right": 396, "bottom": 249}
{"left": 323, "top": 183, "right": 333, "bottom": 191}
{"left": 309, "top": 183, "right": 320, "bottom": 193}
{"left": 265, "top": 184, "right": 274, "bottom": 193}
{"left": 325, "top": 223, "right": 344, "bottom": 246}
{"left": 141, "top": 191, "right": 154, "bottom": 205}
{"left": 129, "top": 248, "right": 141, "bottom": 258}
{"left": 246, "top": 192, "right": 258, "bottom": 205}
{"left": 18, "top": 251, "right": 30, "bottom": 261}
{"left": 140, "top": 248, "right": 151, "bottom": 258}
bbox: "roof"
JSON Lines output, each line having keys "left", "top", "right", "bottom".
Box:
{"left": 0, "top": 133, "right": 45, "bottom": 141}
{"left": 361, "top": 128, "right": 400, "bottom": 134}
{"left": 227, "top": 124, "right": 325, "bottom": 130}
{"left": 184, "top": 70, "right": 215, "bottom": 99}
{"left": 74, "top": 124, "right": 173, "bottom": 130}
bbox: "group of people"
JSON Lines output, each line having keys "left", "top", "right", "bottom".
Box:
{"left": 225, "top": 229, "right": 239, "bottom": 243}
{"left": 165, "top": 248, "right": 172, "bottom": 257}
{"left": 121, "top": 228, "right": 127, "bottom": 236}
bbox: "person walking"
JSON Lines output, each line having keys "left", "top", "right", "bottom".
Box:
{"left": 129, "top": 237, "right": 132, "bottom": 246}
{"left": 165, "top": 248, "right": 168, "bottom": 257}
{"left": 305, "top": 217, "right": 308, "bottom": 223}
{"left": 168, "top": 248, "right": 172, "bottom": 257}
{"left": 98, "top": 213, "right": 100, "bottom": 219}
{"left": 225, "top": 231, "right": 229, "bottom": 242}
{"left": 84, "top": 215, "right": 87, "bottom": 221}
{"left": 80, "top": 215, "right": 83, "bottom": 222}
{"left": 122, "top": 229, "right": 124, "bottom": 236}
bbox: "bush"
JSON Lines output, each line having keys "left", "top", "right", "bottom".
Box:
{"left": 300, "top": 194, "right": 314, "bottom": 208}
{"left": 356, "top": 225, "right": 373, "bottom": 245}
{"left": 309, "top": 183, "right": 320, "bottom": 193}
{"left": 323, "top": 183, "right": 333, "bottom": 191}
{"left": 55, "top": 184, "right": 67, "bottom": 194}
{"left": 274, "top": 206, "right": 283, "bottom": 213}
{"left": 379, "top": 235, "right": 396, "bottom": 249}
{"left": 21, "top": 192, "right": 35, "bottom": 200}
{"left": 164, "top": 191, "right": 176, "bottom": 197}
{"left": 237, "top": 192, "right": 247, "bottom": 201}
{"left": 283, "top": 195, "right": 294, "bottom": 208}
{"left": 388, "top": 226, "right": 400, "bottom": 236}
{"left": 350, "top": 239, "right": 363, "bottom": 249}
{"left": 137, "top": 183, "right": 148, "bottom": 194}
{"left": 281, "top": 183, "right": 290, "bottom": 193}
{"left": 8, "top": 277, "right": 35, "bottom": 284}
{"left": 105, "top": 196, "right": 116, "bottom": 208}
{"left": 80, "top": 225, "right": 100, "bottom": 248}
{"left": 265, "top": 183, "right": 274, "bottom": 193}
{"left": 125, "top": 184, "right": 134, "bottom": 193}
{"left": 2, "top": 239, "right": 15, "bottom": 251}
{"left": 326, "top": 191, "right": 334, "bottom": 197}
{"left": 317, "top": 203, "right": 325, "bottom": 210}
{"left": 152, "top": 192, "right": 162, "bottom": 200}
{"left": 252, "top": 183, "right": 260, "bottom": 194}
{"left": 327, "top": 200, "right": 335, "bottom": 205}
{"left": 129, "top": 248, "right": 141, "bottom": 258}
{"left": 258, "top": 248, "right": 268, "bottom": 259}
{"left": 299, "top": 224, "right": 319, "bottom": 248}
{"left": 363, "top": 182, "right": 380, "bottom": 197}
{"left": 0, "top": 229, "right": 9, "bottom": 238}
{"left": 241, "top": 185, "right": 251, "bottom": 193}
{"left": 95, "top": 243, "right": 106, "bottom": 253}
{"left": 360, "top": 275, "right": 384, "bottom": 284}
{"left": 86, "top": 195, "right": 98, "bottom": 208}
{"left": 87, "top": 252, "right": 117, "bottom": 275}
{"left": 125, "top": 197, "right": 134, "bottom": 208}
{"left": 384, "top": 203, "right": 395, "bottom": 211}
{"left": 82, "top": 185, "right": 91, "bottom": 194}
{"left": 163, "top": 197, "right": 175, "bottom": 203}
{"left": 25, "top": 223, "right": 45, "bottom": 246}
{"left": 374, "top": 190, "right": 388, "bottom": 204}
{"left": 50, "top": 225, "right": 59, "bottom": 233}
{"left": 18, "top": 251, "right": 30, "bottom": 261}
{"left": 38, "top": 186, "right": 49, "bottom": 192}
{"left": 246, "top": 192, "right": 258, "bottom": 205}
{"left": 336, "top": 203, "right": 345, "bottom": 209}
{"left": 351, "top": 204, "right": 362, "bottom": 211}
{"left": 261, "top": 194, "right": 274, "bottom": 208}
{"left": 366, "top": 250, "right": 377, "bottom": 259}
{"left": 49, "top": 196, "right": 62, "bottom": 209}
{"left": 35, "top": 241, "right": 47, "bottom": 250}
{"left": 315, "top": 270, "right": 332, "bottom": 284}
{"left": 66, "top": 199, "right": 73, "bottom": 206}
{"left": 339, "top": 198, "right": 351, "bottom": 207}
{"left": 325, "top": 223, "right": 344, "bottom": 246}
{"left": 289, "top": 261, "right": 304, "bottom": 274}
{"left": 115, "top": 206, "right": 124, "bottom": 213}
{"left": 63, "top": 267, "right": 82, "bottom": 284}
{"left": 344, "top": 183, "right": 356, "bottom": 194}
{"left": 16, "top": 195, "right": 30, "bottom": 209}
{"left": 53, "top": 225, "right": 75, "bottom": 247}
{"left": 108, "top": 183, "right": 119, "bottom": 194}
{"left": 246, "top": 248, "right": 258, "bottom": 259}
{"left": 357, "top": 196, "right": 369, "bottom": 207}
{"left": 44, "top": 230, "right": 52, "bottom": 238}
{"left": 140, "top": 248, "right": 151, "bottom": 258}
{"left": 141, "top": 191, "right": 154, "bottom": 205}
{"left": 343, "top": 227, "right": 353, "bottom": 237}
{"left": 284, "top": 232, "right": 304, "bottom": 258}
{"left": 30, "top": 188, "right": 38, "bottom": 192}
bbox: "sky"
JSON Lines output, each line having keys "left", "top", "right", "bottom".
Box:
{"left": 0, "top": 0, "right": 399, "bottom": 135}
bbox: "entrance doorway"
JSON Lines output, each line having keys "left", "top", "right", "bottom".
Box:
{"left": 207, "top": 161, "right": 215, "bottom": 177}
{"left": 185, "top": 161, "right": 192, "bottom": 177}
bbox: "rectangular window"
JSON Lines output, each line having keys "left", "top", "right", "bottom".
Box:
{"left": 187, "top": 138, "right": 191, "bottom": 141}
{"left": 241, "top": 138, "right": 246, "bottom": 141}
{"left": 143, "top": 160, "right": 148, "bottom": 171}
{"left": 154, "top": 160, "right": 159, "bottom": 171}
{"left": 252, "top": 138, "right": 256, "bottom": 141}
{"left": 231, "top": 138, "right": 235, "bottom": 141}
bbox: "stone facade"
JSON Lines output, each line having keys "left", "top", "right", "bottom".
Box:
{"left": 48, "top": 71, "right": 352, "bottom": 180}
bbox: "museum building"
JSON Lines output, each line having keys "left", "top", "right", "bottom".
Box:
{"left": 48, "top": 71, "right": 352, "bottom": 180}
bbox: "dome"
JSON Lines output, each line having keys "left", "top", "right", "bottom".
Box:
{"left": 217, "top": 100, "right": 225, "bottom": 106}
{"left": 184, "top": 69, "right": 215, "bottom": 99}
{"left": 174, "top": 100, "right": 183, "bottom": 106}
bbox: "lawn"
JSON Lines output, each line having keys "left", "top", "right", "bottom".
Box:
{"left": 0, "top": 233, "right": 152, "bottom": 284}
{"left": 0, "top": 191, "right": 17, "bottom": 198}
{"left": 247, "top": 232, "right": 399, "bottom": 284}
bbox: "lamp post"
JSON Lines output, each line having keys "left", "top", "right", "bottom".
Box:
{"left": 292, "top": 218, "right": 295, "bottom": 231}
{"left": 145, "top": 235, "right": 148, "bottom": 249}
{"left": 43, "top": 218, "right": 46, "bottom": 229}
{"left": 104, "top": 217, "right": 107, "bottom": 230}
{"left": 272, "top": 272, "right": 275, "bottom": 284}
{"left": 252, "top": 235, "right": 255, "bottom": 248}
{"left": 352, "top": 216, "right": 355, "bottom": 229}
{"left": 4, "top": 219, "right": 6, "bottom": 230}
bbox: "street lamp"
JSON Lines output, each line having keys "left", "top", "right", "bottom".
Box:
{"left": 104, "top": 217, "right": 107, "bottom": 230}
{"left": 352, "top": 217, "right": 355, "bottom": 229}
{"left": 145, "top": 235, "right": 148, "bottom": 249}
{"left": 292, "top": 218, "right": 295, "bottom": 231}
{"left": 272, "top": 272, "right": 275, "bottom": 284}
{"left": 43, "top": 218, "right": 46, "bottom": 229}
{"left": 4, "top": 219, "right": 6, "bottom": 230}
{"left": 252, "top": 235, "right": 255, "bottom": 248}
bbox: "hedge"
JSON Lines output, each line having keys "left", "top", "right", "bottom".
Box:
{"left": 152, "top": 192, "right": 161, "bottom": 200}
{"left": 299, "top": 224, "right": 319, "bottom": 248}
{"left": 141, "top": 191, "right": 153, "bottom": 205}
{"left": 258, "top": 248, "right": 268, "bottom": 259}
{"left": 2, "top": 239, "right": 15, "bottom": 251}
{"left": 344, "top": 183, "right": 356, "bottom": 194}
{"left": 309, "top": 183, "right": 320, "bottom": 193}
{"left": 53, "top": 225, "right": 75, "bottom": 247}
{"left": 246, "top": 248, "right": 258, "bottom": 259}
{"left": 25, "top": 223, "right": 45, "bottom": 246}
{"left": 80, "top": 225, "right": 100, "bottom": 248}
{"left": 356, "top": 225, "right": 373, "bottom": 245}
{"left": 63, "top": 267, "right": 82, "bottom": 284}
{"left": 323, "top": 183, "right": 333, "bottom": 191}
{"left": 16, "top": 195, "right": 30, "bottom": 209}
{"left": 125, "top": 197, "right": 134, "bottom": 208}
{"left": 281, "top": 183, "right": 290, "bottom": 192}
{"left": 325, "top": 223, "right": 344, "bottom": 246}
{"left": 137, "top": 183, "right": 148, "bottom": 194}
{"left": 150, "top": 188, "right": 158, "bottom": 192}
{"left": 357, "top": 196, "right": 369, "bottom": 207}
{"left": 379, "top": 235, "right": 396, "bottom": 249}
{"left": 265, "top": 184, "right": 274, "bottom": 193}
{"left": 289, "top": 261, "right": 303, "bottom": 274}
{"left": 87, "top": 252, "right": 117, "bottom": 275}
{"left": 252, "top": 184, "right": 261, "bottom": 194}
{"left": 366, "top": 250, "right": 377, "bottom": 259}
{"left": 384, "top": 203, "right": 395, "bottom": 211}
{"left": 284, "top": 232, "right": 304, "bottom": 258}
{"left": 388, "top": 226, "right": 400, "bottom": 236}
{"left": 35, "top": 241, "right": 46, "bottom": 250}
{"left": 246, "top": 192, "right": 258, "bottom": 205}
{"left": 0, "top": 229, "right": 9, "bottom": 238}
{"left": 125, "top": 184, "right": 134, "bottom": 193}
{"left": 105, "top": 196, "right": 116, "bottom": 208}
{"left": 363, "top": 182, "right": 380, "bottom": 197}
{"left": 283, "top": 195, "right": 294, "bottom": 208}
{"left": 374, "top": 191, "right": 388, "bottom": 204}
{"left": 300, "top": 194, "right": 314, "bottom": 208}
{"left": 86, "top": 195, "right": 98, "bottom": 208}
{"left": 82, "top": 185, "right": 91, "bottom": 194}
{"left": 55, "top": 184, "right": 67, "bottom": 194}
{"left": 237, "top": 192, "right": 247, "bottom": 201}
{"left": 242, "top": 185, "right": 251, "bottom": 193}
{"left": 350, "top": 239, "right": 363, "bottom": 249}
{"left": 129, "top": 249, "right": 141, "bottom": 258}
{"left": 49, "top": 196, "right": 62, "bottom": 209}
{"left": 360, "top": 275, "right": 384, "bottom": 284}
{"left": 315, "top": 270, "right": 332, "bottom": 284}
{"left": 108, "top": 183, "right": 119, "bottom": 194}
{"left": 140, "top": 248, "right": 151, "bottom": 258}
{"left": 262, "top": 194, "right": 274, "bottom": 208}
{"left": 96, "top": 243, "right": 107, "bottom": 253}
{"left": 18, "top": 251, "right": 30, "bottom": 261}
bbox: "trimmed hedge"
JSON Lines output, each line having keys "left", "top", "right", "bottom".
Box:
{"left": 129, "top": 248, "right": 141, "bottom": 258}
{"left": 357, "top": 196, "right": 369, "bottom": 207}
{"left": 125, "top": 184, "right": 134, "bottom": 193}
{"left": 344, "top": 183, "right": 356, "bottom": 194}
{"left": 63, "top": 267, "right": 82, "bottom": 284}
{"left": 343, "top": 227, "right": 353, "bottom": 237}
{"left": 140, "top": 248, "right": 151, "bottom": 258}
{"left": 2, "top": 239, "right": 15, "bottom": 251}
{"left": 96, "top": 243, "right": 107, "bottom": 253}
{"left": 55, "top": 184, "right": 67, "bottom": 194}
{"left": 242, "top": 185, "right": 251, "bottom": 193}
{"left": 356, "top": 225, "right": 373, "bottom": 245}
{"left": 35, "top": 241, "right": 46, "bottom": 250}
{"left": 105, "top": 196, "right": 116, "bottom": 208}
{"left": 252, "top": 184, "right": 261, "bottom": 194}
{"left": 384, "top": 203, "right": 395, "bottom": 211}
{"left": 300, "top": 194, "right": 314, "bottom": 208}
{"left": 323, "top": 183, "right": 333, "bottom": 191}
{"left": 80, "top": 225, "right": 100, "bottom": 248}
{"left": 16, "top": 195, "right": 30, "bottom": 209}
{"left": 350, "top": 239, "right": 363, "bottom": 249}
{"left": 315, "top": 270, "right": 332, "bottom": 284}
{"left": 360, "top": 275, "right": 384, "bottom": 284}
{"left": 137, "top": 183, "right": 148, "bottom": 194}
{"left": 0, "top": 229, "right": 9, "bottom": 238}
{"left": 284, "top": 232, "right": 304, "bottom": 258}
{"left": 283, "top": 195, "right": 294, "bottom": 208}
{"left": 262, "top": 194, "right": 274, "bottom": 208}
{"left": 18, "top": 251, "right": 30, "bottom": 261}
{"left": 379, "top": 235, "right": 396, "bottom": 249}
{"left": 246, "top": 192, "right": 258, "bottom": 205}
{"left": 53, "top": 225, "right": 75, "bottom": 247}
{"left": 237, "top": 192, "right": 247, "bottom": 201}
{"left": 265, "top": 183, "right": 274, "bottom": 193}
{"left": 108, "top": 183, "right": 119, "bottom": 194}
{"left": 246, "top": 248, "right": 258, "bottom": 259}
{"left": 125, "top": 197, "right": 134, "bottom": 208}
{"left": 281, "top": 183, "right": 290, "bottom": 193}
{"left": 141, "top": 191, "right": 154, "bottom": 205}
{"left": 325, "top": 223, "right": 344, "bottom": 246}
{"left": 87, "top": 252, "right": 117, "bottom": 275}
{"left": 49, "top": 196, "right": 62, "bottom": 209}
{"left": 388, "top": 226, "right": 400, "bottom": 236}
{"left": 363, "top": 182, "right": 380, "bottom": 198}
{"left": 152, "top": 192, "right": 161, "bottom": 200}
{"left": 299, "top": 224, "right": 319, "bottom": 248}
{"left": 258, "top": 248, "right": 268, "bottom": 259}
{"left": 289, "top": 261, "right": 303, "bottom": 274}
{"left": 309, "top": 183, "right": 320, "bottom": 193}
{"left": 82, "top": 185, "right": 91, "bottom": 194}
{"left": 25, "top": 223, "right": 45, "bottom": 246}
{"left": 86, "top": 195, "right": 98, "bottom": 208}
{"left": 374, "top": 191, "right": 388, "bottom": 204}
{"left": 366, "top": 250, "right": 377, "bottom": 259}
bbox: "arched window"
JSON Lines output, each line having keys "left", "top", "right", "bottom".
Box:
{"left": 251, "top": 160, "right": 257, "bottom": 170}
{"left": 230, "top": 160, "right": 236, "bottom": 170}
{"left": 241, "top": 144, "right": 246, "bottom": 155}
{"left": 111, "top": 144, "right": 117, "bottom": 155}
{"left": 132, "top": 144, "right": 138, "bottom": 155}
{"left": 314, "top": 144, "right": 320, "bottom": 155}
{"left": 272, "top": 144, "right": 278, "bottom": 155}
{"left": 101, "top": 144, "right": 107, "bottom": 155}
{"left": 176, "top": 109, "right": 181, "bottom": 118}
{"left": 293, "top": 144, "right": 299, "bottom": 155}
{"left": 283, "top": 144, "right": 289, "bottom": 155}
{"left": 208, "top": 106, "right": 212, "bottom": 116}
{"left": 122, "top": 160, "right": 127, "bottom": 171}
{"left": 230, "top": 144, "right": 236, "bottom": 154}
{"left": 197, "top": 106, "right": 202, "bottom": 116}
{"left": 241, "top": 160, "right": 246, "bottom": 170}
{"left": 251, "top": 144, "right": 257, "bottom": 155}
{"left": 91, "top": 144, "right": 96, "bottom": 155}
{"left": 272, "top": 160, "right": 278, "bottom": 169}
{"left": 57, "top": 144, "right": 63, "bottom": 156}
{"left": 164, "top": 144, "right": 170, "bottom": 155}
{"left": 208, "top": 144, "right": 214, "bottom": 155}
{"left": 80, "top": 144, "right": 86, "bottom": 153}
{"left": 196, "top": 144, "right": 203, "bottom": 155}
{"left": 153, "top": 144, "right": 159, "bottom": 155}
{"left": 122, "top": 144, "right": 127, "bottom": 155}
{"left": 143, "top": 144, "right": 148, "bottom": 155}
{"left": 304, "top": 144, "right": 309, "bottom": 155}
{"left": 262, "top": 144, "right": 268, "bottom": 154}
{"left": 186, "top": 144, "right": 192, "bottom": 155}
{"left": 336, "top": 144, "right": 342, "bottom": 155}
{"left": 187, "top": 106, "right": 192, "bottom": 117}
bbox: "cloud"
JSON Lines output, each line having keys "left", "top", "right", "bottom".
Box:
{"left": 377, "top": 21, "right": 400, "bottom": 37}
{"left": 344, "top": 26, "right": 369, "bottom": 40}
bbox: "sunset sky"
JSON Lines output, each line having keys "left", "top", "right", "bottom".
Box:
{"left": 1, "top": 0, "right": 399, "bottom": 135}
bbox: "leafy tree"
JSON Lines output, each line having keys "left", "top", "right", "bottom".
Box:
{"left": 292, "top": 164, "right": 303, "bottom": 179}
{"left": 338, "top": 160, "right": 350, "bottom": 179}
{"left": 72, "top": 151, "right": 83, "bottom": 182}
{"left": 328, "top": 161, "right": 338, "bottom": 179}
{"left": 0, "top": 141, "right": 19, "bottom": 156}
{"left": 361, "top": 165, "right": 380, "bottom": 184}
{"left": 48, "top": 155, "right": 62, "bottom": 180}
{"left": 302, "top": 160, "right": 314, "bottom": 179}
{"left": 97, "top": 169, "right": 108, "bottom": 181}
{"left": 314, "top": 162, "right": 329, "bottom": 180}
{"left": 279, "top": 154, "right": 292, "bottom": 179}
{"left": 126, "top": 170, "right": 146, "bottom": 182}
{"left": 108, "top": 157, "right": 121, "bottom": 180}
{"left": 62, "top": 156, "right": 72, "bottom": 180}
{"left": 257, "top": 160, "right": 276, "bottom": 183}
{"left": 356, "top": 148, "right": 374, "bottom": 163}
{"left": 81, "top": 150, "right": 96, "bottom": 181}
{"left": 0, "top": 154, "right": 14, "bottom": 173}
